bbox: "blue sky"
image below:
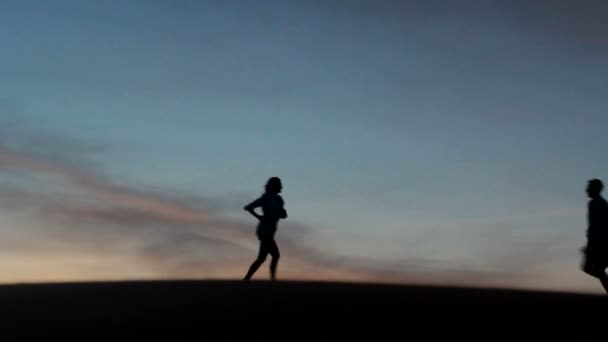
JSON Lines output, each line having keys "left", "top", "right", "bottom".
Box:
{"left": 1, "top": 1, "right": 607, "bottom": 293}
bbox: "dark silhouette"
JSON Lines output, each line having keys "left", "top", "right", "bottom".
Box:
{"left": 581, "top": 179, "right": 608, "bottom": 293}
{"left": 243, "top": 177, "right": 288, "bottom": 281}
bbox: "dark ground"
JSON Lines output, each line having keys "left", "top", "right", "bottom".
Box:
{"left": 0, "top": 280, "right": 605, "bottom": 340}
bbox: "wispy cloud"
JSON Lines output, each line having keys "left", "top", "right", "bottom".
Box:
{"left": 0, "top": 136, "right": 508, "bottom": 287}
{"left": 0, "top": 127, "right": 596, "bottom": 292}
{"left": 0, "top": 135, "right": 374, "bottom": 275}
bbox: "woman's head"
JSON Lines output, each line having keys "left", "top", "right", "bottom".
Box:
{"left": 265, "top": 177, "right": 283, "bottom": 194}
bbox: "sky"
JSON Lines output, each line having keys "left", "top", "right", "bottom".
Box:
{"left": 1, "top": 0, "right": 607, "bottom": 293}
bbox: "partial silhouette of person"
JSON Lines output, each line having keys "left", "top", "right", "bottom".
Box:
{"left": 243, "top": 177, "right": 288, "bottom": 282}
{"left": 581, "top": 179, "right": 608, "bottom": 293}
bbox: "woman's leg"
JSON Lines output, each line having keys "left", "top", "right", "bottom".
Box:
{"left": 244, "top": 240, "right": 269, "bottom": 281}
{"left": 267, "top": 239, "right": 280, "bottom": 281}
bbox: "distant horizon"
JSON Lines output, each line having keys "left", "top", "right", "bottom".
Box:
{"left": 0, "top": 277, "right": 603, "bottom": 296}
{"left": 1, "top": 1, "right": 607, "bottom": 294}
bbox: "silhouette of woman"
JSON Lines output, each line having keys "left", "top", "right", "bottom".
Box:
{"left": 243, "top": 177, "right": 287, "bottom": 281}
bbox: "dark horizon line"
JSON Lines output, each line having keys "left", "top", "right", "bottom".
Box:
{"left": 0, "top": 278, "right": 602, "bottom": 297}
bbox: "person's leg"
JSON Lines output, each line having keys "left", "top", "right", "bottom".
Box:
{"left": 582, "top": 244, "right": 602, "bottom": 277}
{"left": 599, "top": 253, "right": 608, "bottom": 294}
{"left": 582, "top": 255, "right": 596, "bottom": 277}
{"left": 600, "top": 273, "right": 608, "bottom": 294}
{"left": 267, "top": 239, "right": 280, "bottom": 281}
{"left": 244, "top": 240, "right": 269, "bottom": 281}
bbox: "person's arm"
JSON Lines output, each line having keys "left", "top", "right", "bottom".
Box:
{"left": 588, "top": 200, "right": 597, "bottom": 238}
{"left": 244, "top": 197, "right": 264, "bottom": 221}
{"left": 279, "top": 196, "right": 287, "bottom": 219}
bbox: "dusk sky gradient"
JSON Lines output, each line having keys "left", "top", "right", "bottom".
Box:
{"left": 1, "top": 1, "right": 607, "bottom": 293}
